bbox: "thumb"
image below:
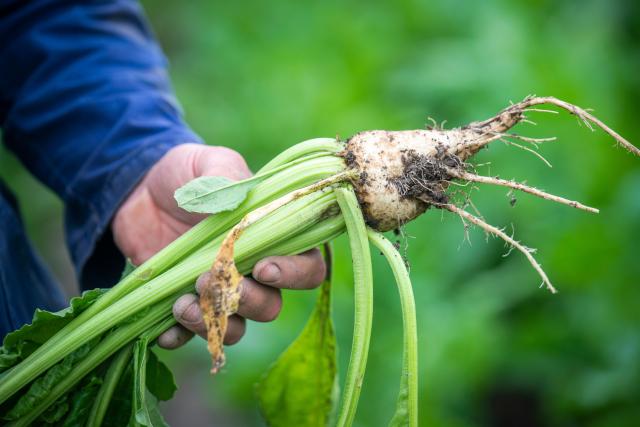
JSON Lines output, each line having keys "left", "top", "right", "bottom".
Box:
{"left": 193, "top": 145, "right": 253, "bottom": 181}
{"left": 147, "top": 144, "right": 253, "bottom": 226}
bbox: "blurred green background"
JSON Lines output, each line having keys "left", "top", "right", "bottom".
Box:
{"left": 2, "top": 0, "right": 639, "bottom": 425}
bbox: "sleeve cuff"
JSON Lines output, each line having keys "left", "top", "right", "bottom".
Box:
{"left": 69, "top": 134, "right": 201, "bottom": 290}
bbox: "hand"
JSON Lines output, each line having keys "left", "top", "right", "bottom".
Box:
{"left": 112, "top": 143, "right": 326, "bottom": 349}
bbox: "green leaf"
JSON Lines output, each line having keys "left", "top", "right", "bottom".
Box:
{"left": 3, "top": 338, "right": 99, "bottom": 420}
{"left": 256, "top": 278, "right": 338, "bottom": 427}
{"left": 137, "top": 389, "right": 169, "bottom": 427}
{"left": 132, "top": 339, "right": 169, "bottom": 427}
{"left": 0, "top": 288, "right": 107, "bottom": 373}
{"left": 61, "top": 375, "right": 103, "bottom": 427}
{"left": 86, "top": 344, "right": 134, "bottom": 427}
{"left": 146, "top": 349, "right": 177, "bottom": 402}
{"left": 174, "top": 175, "right": 265, "bottom": 214}
{"left": 0, "top": 348, "right": 21, "bottom": 371}
{"left": 39, "top": 395, "right": 69, "bottom": 424}
{"left": 101, "top": 361, "right": 135, "bottom": 427}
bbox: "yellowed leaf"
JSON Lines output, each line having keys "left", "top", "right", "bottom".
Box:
{"left": 200, "top": 228, "right": 243, "bottom": 373}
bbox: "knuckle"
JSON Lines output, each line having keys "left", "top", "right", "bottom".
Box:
{"left": 253, "top": 260, "right": 281, "bottom": 285}
{"left": 173, "top": 294, "right": 197, "bottom": 320}
{"left": 238, "top": 279, "right": 252, "bottom": 305}
{"left": 183, "top": 303, "right": 202, "bottom": 324}
{"left": 174, "top": 299, "right": 202, "bottom": 327}
{"left": 281, "top": 257, "right": 300, "bottom": 288}
{"left": 213, "top": 147, "right": 251, "bottom": 178}
{"left": 311, "top": 261, "right": 327, "bottom": 287}
{"left": 290, "top": 252, "right": 326, "bottom": 289}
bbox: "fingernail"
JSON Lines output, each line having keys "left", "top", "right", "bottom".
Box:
{"left": 258, "top": 263, "right": 281, "bottom": 283}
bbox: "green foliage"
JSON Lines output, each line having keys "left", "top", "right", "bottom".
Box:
{"left": 257, "top": 279, "right": 338, "bottom": 427}
{"left": 145, "top": 350, "right": 177, "bottom": 403}
{"left": 0, "top": 289, "right": 106, "bottom": 373}
{"left": 3, "top": 339, "right": 98, "bottom": 421}
{"left": 132, "top": 338, "right": 174, "bottom": 427}
{"left": 62, "top": 376, "right": 103, "bottom": 427}
{"left": 40, "top": 397, "right": 69, "bottom": 424}
{"left": 101, "top": 362, "right": 135, "bottom": 427}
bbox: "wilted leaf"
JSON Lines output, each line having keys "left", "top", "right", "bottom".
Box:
{"left": 256, "top": 278, "right": 338, "bottom": 427}
{"left": 174, "top": 175, "right": 265, "bottom": 214}
{"left": 201, "top": 228, "right": 243, "bottom": 373}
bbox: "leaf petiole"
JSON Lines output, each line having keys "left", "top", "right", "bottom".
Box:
{"left": 334, "top": 186, "right": 374, "bottom": 427}
{"left": 368, "top": 230, "right": 418, "bottom": 427}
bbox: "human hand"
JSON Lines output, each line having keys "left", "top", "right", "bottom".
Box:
{"left": 112, "top": 143, "right": 326, "bottom": 348}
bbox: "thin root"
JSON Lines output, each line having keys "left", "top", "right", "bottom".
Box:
{"left": 523, "top": 108, "right": 559, "bottom": 115}
{"left": 491, "top": 132, "right": 557, "bottom": 145}
{"left": 440, "top": 203, "right": 557, "bottom": 293}
{"left": 466, "top": 96, "right": 639, "bottom": 156}
{"left": 446, "top": 167, "right": 599, "bottom": 213}
{"left": 520, "top": 96, "right": 640, "bottom": 156}
{"left": 500, "top": 138, "right": 553, "bottom": 168}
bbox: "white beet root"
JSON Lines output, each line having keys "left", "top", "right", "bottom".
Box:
{"left": 344, "top": 96, "right": 639, "bottom": 232}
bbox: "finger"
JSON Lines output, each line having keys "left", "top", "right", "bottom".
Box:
{"left": 195, "top": 273, "right": 282, "bottom": 323}
{"left": 179, "top": 146, "right": 253, "bottom": 226}
{"left": 224, "top": 314, "right": 246, "bottom": 345}
{"left": 195, "top": 271, "right": 212, "bottom": 294}
{"left": 252, "top": 248, "right": 326, "bottom": 289}
{"left": 174, "top": 288, "right": 247, "bottom": 344}
{"left": 237, "top": 278, "right": 282, "bottom": 322}
{"left": 157, "top": 324, "right": 195, "bottom": 350}
{"left": 173, "top": 293, "right": 207, "bottom": 337}
{"left": 194, "top": 146, "right": 252, "bottom": 182}
{"left": 148, "top": 144, "right": 253, "bottom": 228}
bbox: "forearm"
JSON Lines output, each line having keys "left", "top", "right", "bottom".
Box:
{"left": 0, "top": 0, "right": 201, "bottom": 287}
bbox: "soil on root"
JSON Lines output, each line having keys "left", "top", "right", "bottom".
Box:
{"left": 341, "top": 146, "right": 382, "bottom": 230}
{"left": 392, "top": 147, "right": 462, "bottom": 206}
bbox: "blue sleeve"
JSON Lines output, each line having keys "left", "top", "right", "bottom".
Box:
{"left": 0, "top": 0, "right": 203, "bottom": 288}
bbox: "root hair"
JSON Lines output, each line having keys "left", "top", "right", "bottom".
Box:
{"left": 439, "top": 203, "right": 557, "bottom": 294}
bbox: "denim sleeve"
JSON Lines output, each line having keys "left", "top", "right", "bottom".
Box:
{"left": 0, "top": 0, "right": 202, "bottom": 289}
